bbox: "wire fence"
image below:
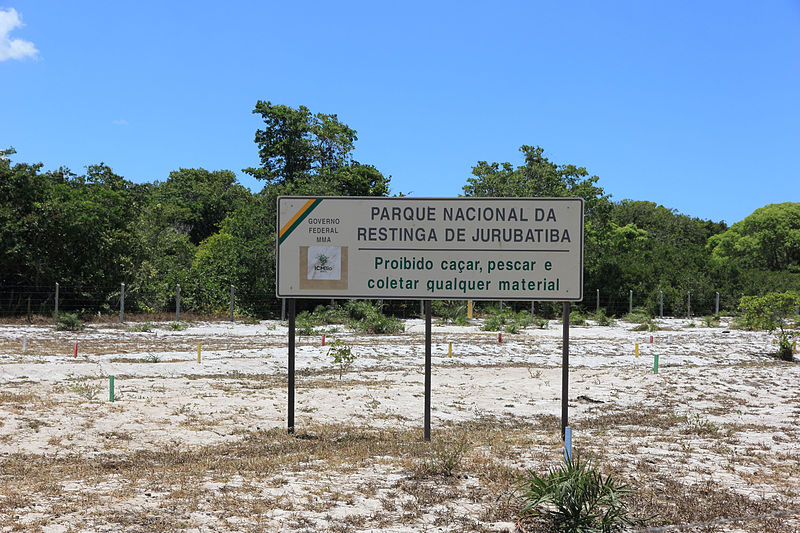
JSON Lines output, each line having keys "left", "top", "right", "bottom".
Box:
{"left": 0, "top": 281, "right": 746, "bottom": 321}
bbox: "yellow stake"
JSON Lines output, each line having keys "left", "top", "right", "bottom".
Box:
{"left": 197, "top": 343, "right": 201, "bottom": 363}
{"left": 448, "top": 342, "right": 452, "bottom": 357}
{"left": 467, "top": 300, "right": 473, "bottom": 319}
{"left": 635, "top": 343, "right": 639, "bottom": 358}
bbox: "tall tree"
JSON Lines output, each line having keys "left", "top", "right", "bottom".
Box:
{"left": 243, "top": 101, "right": 358, "bottom": 185}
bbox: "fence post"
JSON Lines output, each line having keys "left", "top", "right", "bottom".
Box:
{"left": 176, "top": 284, "right": 181, "bottom": 322}
{"left": 120, "top": 282, "right": 125, "bottom": 323}
{"left": 531, "top": 300, "right": 535, "bottom": 316}
{"left": 229, "top": 285, "right": 235, "bottom": 322}
{"left": 715, "top": 292, "right": 720, "bottom": 315}
{"left": 659, "top": 290, "right": 663, "bottom": 318}
{"left": 628, "top": 290, "right": 633, "bottom": 314}
{"left": 54, "top": 282, "right": 59, "bottom": 324}
{"left": 596, "top": 289, "right": 600, "bottom": 313}
{"left": 500, "top": 301, "right": 504, "bottom": 312}
{"left": 687, "top": 291, "right": 691, "bottom": 319}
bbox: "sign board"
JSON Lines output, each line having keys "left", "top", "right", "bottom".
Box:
{"left": 276, "top": 197, "right": 583, "bottom": 300}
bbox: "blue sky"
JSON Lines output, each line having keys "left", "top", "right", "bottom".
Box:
{"left": 1, "top": 1, "right": 798, "bottom": 225}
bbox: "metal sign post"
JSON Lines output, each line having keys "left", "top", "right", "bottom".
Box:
{"left": 424, "top": 300, "right": 432, "bottom": 441}
{"left": 288, "top": 298, "right": 295, "bottom": 434}
{"left": 561, "top": 301, "right": 570, "bottom": 438}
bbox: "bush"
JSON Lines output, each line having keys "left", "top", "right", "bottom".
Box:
{"left": 739, "top": 291, "right": 800, "bottom": 361}
{"left": 128, "top": 322, "right": 153, "bottom": 332}
{"left": 518, "top": 454, "right": 644, "bottom": 532}
{"left": 569, "top": 310, "right": 587, "bottom": 325}
{"left": 482, "top": 308, "right": 532, "bottom": 333}
{"left": 631, "top": 320, "right": 658, "bottom": 332}
{"left": 589, "top": 310, "right": 614, "bottom": 326}
{"left": 169, "top": 322, "right": 188, "bottom": 331}
{"left": 344, "top": 300, "right": 404, "bottom": 334}
{"left": 621, "top": 309, "right": 650, "bottom": 324}
{"left": 294, "top": 311, "right": 317, "bottom": 335}
{"left": 327, "top": 339, "right": 355, "bottom": 379}
{"left": 56, "top": 313, "right": 85, "bottom": 331}
{"left": 433, "top": 300, "right": 468, "bottom": 325}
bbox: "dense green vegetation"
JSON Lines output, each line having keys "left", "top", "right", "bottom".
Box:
{"left": 2, "top": 102, "right": 799, "bottom": 319}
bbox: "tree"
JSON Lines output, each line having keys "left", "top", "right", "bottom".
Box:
{"left": 243, "top": 101, "right": 358, "bottom": 184}
{"left": 157, "top": 168, "right": 249, "bottom": 245}
{"left": 708, "top": 203, "right": 800, "bottom": 271}
{"left": 739, "top": 291, "right": 799, "bottom": 361}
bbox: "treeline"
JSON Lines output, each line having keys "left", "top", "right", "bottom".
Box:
{"left": 2, "top": 101, "right": 799, "bottom": 318}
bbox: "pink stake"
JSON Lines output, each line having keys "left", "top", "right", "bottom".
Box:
{"left": 322, "top": 334, "right": 326, "bottom": 346}
{"left": 73, "top": 342, "right": 78, "bottom": 357}
{"left": 498, "top": 332, "right": 502, "bottom": 343}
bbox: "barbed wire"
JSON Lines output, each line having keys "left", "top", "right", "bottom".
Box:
{"left": 631, "top": 508, "right": 800, "bottom": 532}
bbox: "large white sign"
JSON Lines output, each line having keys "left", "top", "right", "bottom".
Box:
{"left": 276, "top": 197, "right": 584, "bottom": 300}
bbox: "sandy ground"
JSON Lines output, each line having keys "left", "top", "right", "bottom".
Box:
{"left": 0, "top": 316, "right": 798, "bottom": 532}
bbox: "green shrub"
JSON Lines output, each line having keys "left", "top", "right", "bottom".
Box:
{"left": 294, "top": 311, "right": 317, "bottom": 335}
{"left": 631, "top": 320, "right": 658, "bottom": 332}
{"left": 589, "top": 310, "right": 614, "bottom": 326}
{"left": 56, "top": 313, "right": 85, "bottom": 331}
{"left": 352, "top": 310, "right": 404, "bottom": 334}
{"left": 169, "top": 322, "right": 188, "bottom": 331}
{"left": 701, "top": 315, "right": 719, "bottom": 327}
{"left": 739, "top": 291, "right": 800, "bottom": 361}
{"left": 433, "top": 300, "right": 468, "bottom": 325}
{"left": 311, "top": 304, "right": 348, "bottom": 324}
{"left": 569, "top": 310, "right": 587, "bottom": 325}
{"left": 518, "top": 454, "right": 644, "bottom": 532}
{"left": 482, "top": 308, "right": 532, "bottom": 332}
{"left": 128, "top": 322, "right": 153, "bottom": 332}
{"left": 532, "top": 316, "right": 549, "bottom": 329}
{"left": 621, "top": 309, "right": 650, "bottom": 324}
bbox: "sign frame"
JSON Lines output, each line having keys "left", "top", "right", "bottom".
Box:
{"left": 276, "top": 196, "right": 584, "bottom": 301}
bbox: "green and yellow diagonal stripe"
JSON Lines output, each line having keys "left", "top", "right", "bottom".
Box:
{"left": 278, "top": 198, "right": 322, "bottom": 245}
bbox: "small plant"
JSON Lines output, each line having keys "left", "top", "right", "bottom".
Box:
{"left": 433, "top": 300, "right": 469, "bottom": 325}
{"left": 518, "top": 454, "right": 644, "bottom": 532}
{"left": 129, "top": 322, "right": 153, "bottom": 332}
{"left": 631, "top": 320, "right": 658, "bottom": 332}
{"left": 140, "top": 354, "right": 161, "bottom": 363}
{"left": 170, "top": 322, "right": 188, "bottom": 331}
{"left": 482, "top": 308, "right": 532, "bottom": 332}
{"left": 589, "top": 310, "right": 614, "bottom": 326}
{"left": 56, "top": 313, "right": 85, "bottom": 331}
{"left": 621, "top": 309, "right": 650, "bottom": 324}
{"left": 569, "top": 310, "right": 587, "bottom": 326}
{"left": 421, "top": 435, "right": 469, "bottom": 477}
{"left": 684, "top": 413, "right": 719, "bottom": 435}
{"left": 532, "top": 316, "right": 549, "bottom": 329}
{"left": 69, "top": 380, "right": 99, "bottom": 400}
{"left": 348, "top": 304, "right": 403, "bottom": 334}
{"left": 327, "top": 339, "right": 355, "bottom": 379}
{"left": 701, "top": 315, "right": 720, "bottom": 327}
{"left": 294, "top": 311, "right": 317, "bottom": 336}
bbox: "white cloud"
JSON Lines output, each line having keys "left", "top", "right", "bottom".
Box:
{"left": 112, "top": 119, "right": 129, "bottom": 126}
{"left": 0, "top": 8, "right": 38, "bottom": 61}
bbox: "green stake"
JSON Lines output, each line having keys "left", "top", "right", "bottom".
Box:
{"left": 109, "top": 375, "right": 115, "bottom": 402}
{"left": 653, "top": 354, "right": 659, "bottom": 374}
